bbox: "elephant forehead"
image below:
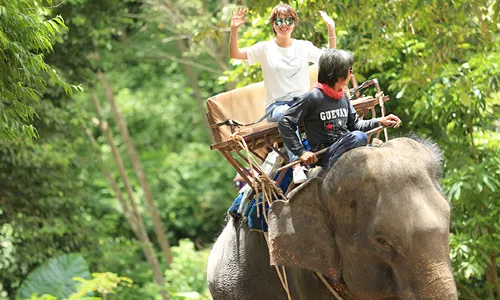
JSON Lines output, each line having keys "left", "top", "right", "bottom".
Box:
{"left": 321, "top": 137, "right": 449, "bottom": 219}
{"left": 325, "top": 137, "right": 440, "bottom": 188}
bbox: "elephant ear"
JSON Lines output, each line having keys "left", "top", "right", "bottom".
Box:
{"left": 268, "top": 177, "right": 341, "bottom": 281}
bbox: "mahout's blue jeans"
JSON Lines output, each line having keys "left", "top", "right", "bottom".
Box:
{"left": 318, "top": 131, "right": 368, "bottom": 169}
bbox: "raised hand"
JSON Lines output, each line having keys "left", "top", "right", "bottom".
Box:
{"left": 231, "top": 7, "right": 248, "bottom": 29}
{"left": 319, "top": 10, "right": 335, "bottom": 28}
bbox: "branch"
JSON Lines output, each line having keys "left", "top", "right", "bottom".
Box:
{"left": 467, "top": 119, "right": 479, "bottom": 164}
{"left": 161, "top": 35, "right": 191, "bottom": 43}
{"left": 457, "top": 283, "right": 481, "bottom": 300}
{"left": 475, "top": 4, "right": 491, "bottom": 41}
{"left": 26, "top": 1, "right": 65, "bottom": 10}
{"left": 82, "top": 125, "right": 133, "bottom": 219}
{"left": 147, "top": 0, "right": 183, "bottom": 24}
{"left": 138, "top": 54, "right": 220, "bottom": 74}
{"left": 204, "top": 39, "right": 229, "bottom": 71}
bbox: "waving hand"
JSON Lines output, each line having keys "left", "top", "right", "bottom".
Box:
{"left": 231, "top": 7, "right": 248, "bottom": 29}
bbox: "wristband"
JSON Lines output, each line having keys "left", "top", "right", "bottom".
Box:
{"left": 328, "top": 36, "right": 337, "bottom": 39}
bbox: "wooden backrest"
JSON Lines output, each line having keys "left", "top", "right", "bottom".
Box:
{"left": 207, "top": 66, "right": 319, "bottom": 144}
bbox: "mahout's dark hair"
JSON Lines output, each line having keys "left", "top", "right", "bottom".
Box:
{"left": 318, "top": 49, "right": 354, "bottom": 87}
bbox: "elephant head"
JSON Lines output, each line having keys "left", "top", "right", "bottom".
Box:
{"left": 268, "top": 137, "right": 458, "bottom": 300}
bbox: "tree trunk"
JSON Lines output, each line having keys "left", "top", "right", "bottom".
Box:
{"left": 84, "top": 126, "right": 132, "bottom": 221}
{"left": 97, "top": 71, "right": 173, "bottom": 266}
{"left": 457, "top": 283, "right": 480, "bottom": 300}
{"left": 486, "top": 253, "right": 499, "bottom": 299}
{"left": 175, "top": 40, "right": 212, "bottom": 142}
{"left": 89, "top": 93, "right": 169, "bottom": 299}
{"left": 495, "top": 255, "right": 500, "bottom": 300}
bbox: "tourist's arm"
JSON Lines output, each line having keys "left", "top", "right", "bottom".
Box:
{"left": 229, "top": 7, "right": 248, "bottom": 60}
{"left": 319, "top": 11, "right": 336, "bottom": 49}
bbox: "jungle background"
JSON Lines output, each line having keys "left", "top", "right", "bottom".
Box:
{"left": 1, "top": 0, "right": 499, "bottom": 299}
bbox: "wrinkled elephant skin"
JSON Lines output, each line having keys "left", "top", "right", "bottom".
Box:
{"left": 208, "top": 137, "right": 458, "bottom": 300}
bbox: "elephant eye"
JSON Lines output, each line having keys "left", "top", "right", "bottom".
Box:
{"left": 373, "top": 237, "right": 392, "bottom": 252}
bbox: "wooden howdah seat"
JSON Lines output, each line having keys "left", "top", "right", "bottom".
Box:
{"left": 206, "top": 66, "right": 390, "bottom": 189}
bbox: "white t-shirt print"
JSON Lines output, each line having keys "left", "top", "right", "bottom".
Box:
{"left": 244, "top": 39, "right": 323, "bottom": 108}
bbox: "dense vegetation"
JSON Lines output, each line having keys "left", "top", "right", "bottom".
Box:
{"left": 0, "top": 0, "right": 498, "bottom": 299}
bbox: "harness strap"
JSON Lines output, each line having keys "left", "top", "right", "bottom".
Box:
{"left": 213, "top": 110, "right": 272, "bottom": 129}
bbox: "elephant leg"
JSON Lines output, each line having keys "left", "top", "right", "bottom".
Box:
{"left": 207, "top": 218, "right": 339, "bottom": 300}
{"left": 207, "top": 218, "right": 287, "bottom": 300}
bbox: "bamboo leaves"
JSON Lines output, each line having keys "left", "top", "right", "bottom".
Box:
{"left": 0, "top": 1, "right": 79, "bottom": 140}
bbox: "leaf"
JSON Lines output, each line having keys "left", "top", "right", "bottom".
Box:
{"left": 448, "top": 182, "right": 461, "bottom": 200}
{"left": 459, "top": 90, "right": 471, "bottom": 106}
{"left": 483, "top": 175, "right": 497, "bottom": 192}
{"left": 396, "top": 84, "right": 407, "bottom": 99}
{"left": 17, "top": 254, "right": 91, "bottom": 299}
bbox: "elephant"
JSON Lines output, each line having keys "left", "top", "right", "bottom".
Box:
{"left": 207, "top": 137, "right": 458, "bottom": 300}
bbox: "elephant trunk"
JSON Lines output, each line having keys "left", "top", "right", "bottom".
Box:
{"left": 395, "top": 259, "right": 458, "bottom": 300}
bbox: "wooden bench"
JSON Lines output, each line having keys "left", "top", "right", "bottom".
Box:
{"left": 206, "top": 66, "right": 390, "bottom": 187}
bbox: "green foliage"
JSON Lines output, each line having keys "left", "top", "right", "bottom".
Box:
{"left": 3, "top": 0, "right": 499, "bottom": 299}
{"left": 25, "top": 294, "right": 57, "bottom": 300}
{"left": 82, "top": 235, "right": 162, "bottom": 300}
{"left": 89, "top": 60, "right": 234, "bottom": 246}
{"left": 17, "top": 254, "right": 90, "bottom": 299}
{"left": 46, "top": 0, "right": 144, "bottom": 84}
{"left": 141, "top": 0, "right": 231, "bottom": 72}
{"left": 448, "top": 159, "right": 500, "bottom": 278}
{"left": 164, "top": 240, "right": 211, "bottom": 300}
{"left": 412, "top": 53, "right": 500, "bottom": 299}
{"left": 70, "top": 273, "right": 133, "bottom": 299}
{"left": 24, "top": 272, "right": 133, "bottom": 300}
{"left": 88, "top": 240, "right": 212, "bottom": 299}
{"left": 0, "top": 99, "right": 106, "bottom": 297}
{"left": 158, "top": 144, "right": 233, "bottom": 243}
{"left": 0, "top": 0, "right": 81, "bottom": 139}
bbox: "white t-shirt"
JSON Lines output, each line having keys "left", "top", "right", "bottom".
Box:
{"left": 244, "top": 39, "right": 323, "bottom": 108}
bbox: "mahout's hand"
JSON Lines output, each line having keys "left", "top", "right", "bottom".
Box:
{"left": 300, "top": 151, "right": 318, "bottom": 165}
{"left": 380, "top": 114, "right": 402, "bottom": 128}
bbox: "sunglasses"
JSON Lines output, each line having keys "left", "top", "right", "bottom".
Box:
{"left": 349, "top": 66, "right": 353, "bottom": 73}
{"left": 273, "top": 17, "right": 295, "bottom": 27}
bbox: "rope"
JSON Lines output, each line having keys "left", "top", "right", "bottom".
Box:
{"left": 376, "top": 91, "right": 388, "bottom": 142}
{"left": 230, "top": 133, "right": 345, "bottom": 300}
{"left": 275, "top": 266, "right": 291, "bottom": 300}
{"left": 264, "top": 232, "right": 292, "bottom": 300}
{"left": 282, "top": 265, "right": 290, "bottom": 293}
{"left": 231, "top": 134, "right": 260, "bottom": 195}
{"left": 316, "top": 273, "right": 343, "bottom": 300}
{"left": 231, "top": 133, "right": 292, "bottom": 299}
